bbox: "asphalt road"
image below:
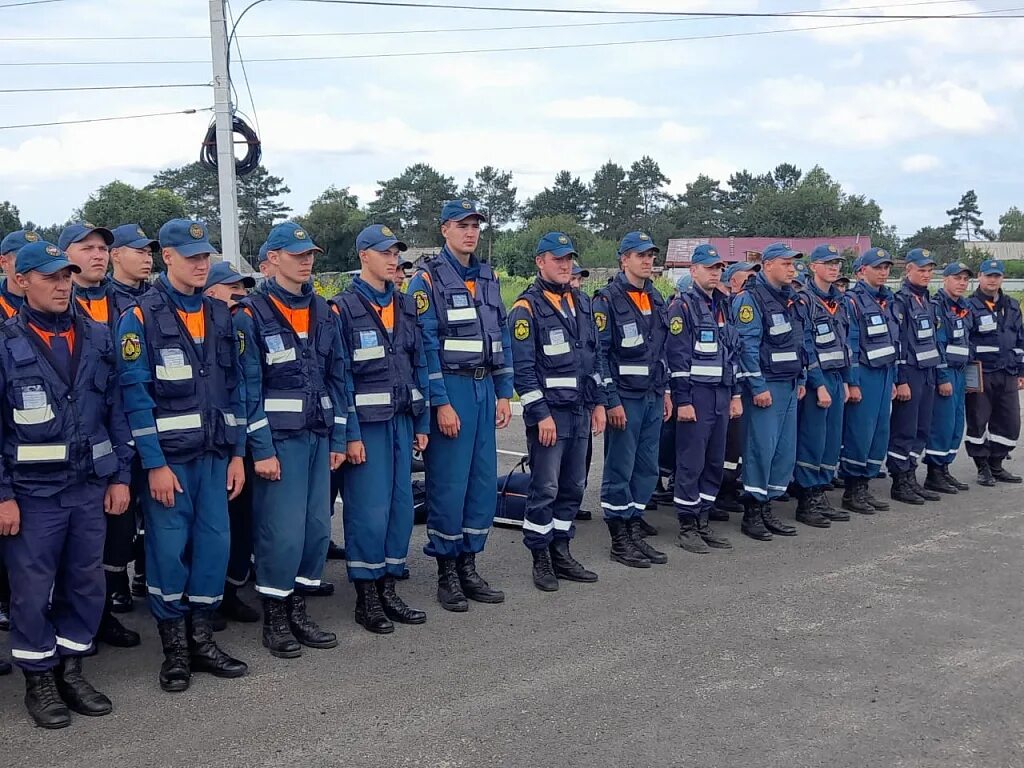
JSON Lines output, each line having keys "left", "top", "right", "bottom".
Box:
{"left": 3, "top": 421, "right": 1023, "bottom": 768}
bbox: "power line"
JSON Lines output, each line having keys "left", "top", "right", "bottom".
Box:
{"left": 0, "top": 107, "right": 210, "bottom": 131}
{"left": 0, "top": 82, "right": 210, "bottom": 93}
{"left": 227, "top": 0, "right": 262, "bottom": 136}
{"left": 0, "top": 0, "right": 65, "bottom": 8}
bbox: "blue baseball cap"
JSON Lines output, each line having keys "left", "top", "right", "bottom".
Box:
{"left": 691, "top": 244, "right": 724, "bottom": 267}
{"left": 205, "top": 260, "right": 255, "bottom": 290}
{"left": 572, "top": 262, "right": 589, "bottom": 277}
{"left": 835, "top": 274, "right": 851, "bottom": 285}
{"left": 256, "top": 242, "right": 269, "bottom": 264}
{"left": 1, "top": 229, "right": 41, "bottom": 256}
{"left": 159, "top": 219, "right": 218, "bottom": 258}
{"left": 265, "top": 221, "right": 323, "bottom": 255}
{"left": 809, "top": 244, "right": 844, "bottom": 263}
{"left": 536, "top": 231, "right": 577, "bottom": 258}
{"left": 942, "top": 261, "right": 974, "bottom": 277}
{"left": 356, "top": 224, "right": 408, "bottom": 253}
{"left": 111, "top": 223, "right": 158, "bottom": 251}
{"left": 979, "top": 259, "right": 1004, "bottom": 276}
{"left": 675, "top": 272, "right": 692, "bottom": 294}
{"left": 761, "top": 242, "right": 803, "bottom": 262}
{"left": 856, "top": 247, "right": 893, "bottom": 270}
{"left": 15, "top": 241, "right": 81, "bottom": 275}
{"left": 905, "top": 248, "right": 937, "bottom": 267}
{"left": 440, "top": 199, "right": 487, "bottom": 224}
{"left": 58, "top": 222, "right": 114, "bottom": 251}
{"left": 724, "top": 262, "right": 760, "bottom": 284}
{"left": 618, "top": 231, "right": 659, "bottom": 256}
{"left": 793, "top": 260, "right": 809, "bottom": 285}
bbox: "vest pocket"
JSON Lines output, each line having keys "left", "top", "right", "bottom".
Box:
{"left": 153, "top": 346, "right": 197, "bottom": 399}
{"left": 9, "top": 377, "right": 63, "bottom": 443}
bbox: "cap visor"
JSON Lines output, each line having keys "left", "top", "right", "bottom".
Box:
{"left": 370, "top": 238, "right": 408, "bottom": 253}
{"left": 578, "top": 269, "right": 590, "bottom": 278}
{"left": 550, "top": 246, "right": 577, "bottom": 259}
{"left": 73, "top": 227, "right": 114, "bottom": 246}
{"left": 282, "top": 242, "right": 324, "bottom": 255}
{"left": 236, "top": 276, "right": 257, "bottom": 288}
{"left": 174, "top": 241, "right": 219, "bottom": 258}
{"left": 124, "top": 237, "right": 159, "bottom": 250}
{"left": 982, "top": 268, "right": 1004, "bottom": 275}
{"left": 34, "top": 259, "right": 81, "bottom": 275}
{"left": 448, "top": 211, "right": 488, "bottom": 223}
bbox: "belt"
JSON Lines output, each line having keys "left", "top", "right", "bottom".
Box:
{"left": 448, "top": 366, "right": 491, "bottom": 380}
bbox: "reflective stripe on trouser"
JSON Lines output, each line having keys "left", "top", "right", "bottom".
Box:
{"left": 925, "top": 367, "right": 967, "bottom": 467}
{"left": 965, "top": 369, "right": 1022, "bottom": 461}
{"left": 795, "top": 370, "right": 845, "bottom": 489}
{"left": 674, "top": 384, "right": 730, "bottom": 520}
{"left": 5, "top": 483, "right": 106, "bottom": 672}
{"left": 522, "top": 417, "right": 589, "bottom": 551}
{"left": 841, "top": 365, "right": 896, "bottom": 478}
{"left": 719, "top": 415, "right": 744, "bottom": 491}
{"left": 143, "top": 453, "right": 230, "bottom": 621}
{"left": 252, "top": 432, "right": 330, "bottom": 597}
{"left": 887, "top": 365, "right": 936, "bottom": 474}
{"left": 102, "top": 458, "right": 145, "bottom": 577}
{"left": 741, "top": 380, "right": 798, "bottom": 502}
{"left": 423, "top": 374, "right": 497, "bottom": 558}
{"left": 343, "top": 415, "right": 415, "bottom": 580}
{"left": 601, "top": 392, "right": 663, "bottom": 521}
{"left": 226, "top": 457, "right": 255, "bottom": 586}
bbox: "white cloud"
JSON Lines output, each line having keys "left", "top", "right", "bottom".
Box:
{"left": 900, "top": 154, "right": 942, "bottom": 173}
{"left": 656, "top": 121, "right": 706, "bottom": 143}
{"left": 544, "top": 96, "right": 657, "bottom": 120}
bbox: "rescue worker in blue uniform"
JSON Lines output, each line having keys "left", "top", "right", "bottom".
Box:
{"left": 965, "top": 259, "right": 1024, "bottom": 485}
{"left": 116, "top": 218, "right": 248, "bottom": 693}
{"left": 0, "top": 241, "right": 133, "bottom": 728}
{"left": 793, "top": 244, "right": 851, "bottom": 527}
{"left": 593, "top": 232, "right": 671, "bottom": 568}
{"left": 508, "top": 232, "right": 605, "bottom": 590}
{"left": 887, "top": 249, "right": 944, "bottom": 505}
{"left": 59, "top": 223, "right": 142, "bottom": 647}
{"left": 922, "top": 262, "right": 974, "bottom": 493}
{"left": 840, "top": 248, "right": 898, "bottom": 514}
{"left": 406, "top": 200, "right": 512, "bottom": 612}
{"left": 333, "top": 224, "right": 429, "bottom": 629}
{"left": 666, "top": 245, "right": 739, "bottom": 553}
{"left": 573, "top": 261, "right": 598, "bottom": 522}
{"left": 235, "top": 222, "right": 345, "bottom": 655}
{"left": 733, "top": 242, "right": 805, "bottom": 541}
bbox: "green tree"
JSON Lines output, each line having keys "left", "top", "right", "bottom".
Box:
{"left": 902, "top": 224, "right": 961, "bottom": 264}
{"left": 626, "top": 155, "right": 671, "bottom": 231}
{"left": 522, "top": 171, "right": 591, "bottom": 223}
{"left": 461, "top": 166, "right": 518, "bottom": 262}
{"left": 947, "top": 189, "right": 986, "bottom": 241}
{"left": 237, "top": 166, "right": 292, "bottom": 257}
{"left": 669, "top": 174, "right": 732, "bottom": 236}
{"left": 368, "top": 163, "right": 458, "bottom": 248}
{"left": 148, "top": 162, "right": 219, "bottom": 229}
{"left": 77, "top": 181, "right": 187, "bottom": 240}
{"left": 492, "top": 215, "right": 601, "bottom": 277}
{"left": 296, "top": 186, "right": 367, "bottom": 273}
{"left": 589, "top": 161, "right": 632, "bottom": 237}
{"left": 0, "top": 201, "right": 21, "bottom": 236}
{"left": 998, "top": 206, "right": 1024, "bottom": 241}
{"left": 772, "top": 163, "right": 802, "bottom": 190}
{"left": 726, "top": 170, "right": 773, "bottom": 233}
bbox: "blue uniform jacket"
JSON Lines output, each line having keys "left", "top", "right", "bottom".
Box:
{"left": 798, "top": 280, "right": 852, "bottom": 390}
{"left": 845, "top": 280, "right": 897, "bottom": 388}
{"left": 665, "top": 284, "right": 740, "bottom": 406}
{"left": 932, "top": 288, "right": 973, "bottom": 386}
{"left": 732, "top": 273, "right": 807, "bottom": 395}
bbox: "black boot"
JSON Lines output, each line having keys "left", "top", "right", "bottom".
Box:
{"left": 295, "top": 580, "right": 335, "bottom": 597}
{"left": 976, "top": 458, "right": 996, "bottom": 486}
{"left": 0, "top": 600, "right": 10, "bottom": 631}
{"left": 24, "top": 670, "right": 70, "bottom": 729}
{"left": 326, "top": 540, "right": 346, "bottom": 560}
{"left": 891, "top": 471, "right": 925, "bottom": 505}
{"left": 943, "top": 465, "right": 969, "bottom": 491}
{"left": 816, "top": 486, "right": 849, "bottom": 521}
{"left": 286, "top": 594, "right": 337, "bottom": 648}
{"left": 456, "top": 552, "right": 505, "bottom": 603}
{"left": 741, "top": 500, "right": 773, "bottom": 541}
{"left": 606, "top": 518, "right": 651, "bottom": 568}
{"left": 189, "top": 612, "right": 247, "bottom": 678}
{"left": 907, "top": 469, "right": 941, "bottom": 501}
{"left": 221, "top": 583, "right": 259, "bottom": 623}
{"left": 842, "top": 478, "right": 875, "bottom": 515}
{"left": 549, "top": 539, "right": 598, "bottom": 582}
{"left": 864, "top": 480, "right": 890, "bottom": 510}
{"left": 354, "top": 580, "right": 394, "bottom": 634}
{"left": 636, "top": 516, "right": 659, "bottom": 537}
{"left": 0, "top": 659, "right": 10, "bottom": 675}
{"left": 130, "top": 573, "right": 147, "bottom": 599}
{"left": 696, "top": 511, "right": 732, "bottom": 549}
{"left": 575, "top": 509, "right": 593, "bottom": 521}
{"left": 156, "top": 618, "right": 191, "bottom": 692}
{"left": 262, "top": 598, "right": 302, "bottom": 658}
{"left": 760, "top": 502, "right": 797, "bottom": 536}
{"left": 713, "top": 486, "right": 744, "bottom": 517}
{"left": 378, "top": 575, "right": 427, "bottom": 624}
{"left": 530, "top": 548, "right": 559, "bottom": 592}
{"left": 676, "top": 516, "right": 710, "bottom": 554}
{"left": 990, "top": 458, "right": 1022, "bottom": 483}
{"left": 795, "top": 487, "right": 831, "bottom": 528}
{"left": 924, "top": 464, "right": 958, "bottom": 495}
{"left": 56, "top": 656, "right": 112, "bottom": 716}
{"left": 627, "top": 518, "right": 668, "bottom": 564}
{"left": 97, "top": 605, "right": 141, "bottom": 647}
{"left": 436, "top": 558, "right": 469, "bottom": 612}
{"left": 106, "top": 571, "right": 133, "bottom": 614}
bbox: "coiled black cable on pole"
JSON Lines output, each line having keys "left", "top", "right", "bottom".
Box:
{"left": 199, "top": 114, "right": 261, "bottom": 176}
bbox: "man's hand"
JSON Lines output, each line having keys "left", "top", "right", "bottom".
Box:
{"left": 254, "top": 456, "right": 281, "bottom": 482}
{"left": 729, "top": 397, "right": 743, "bottom": 420}
{"left": 816, "top": 385, "right": 832, "bottom": 409}
{"left": 436, "top": 403, "right": 461, "bottom": 439}
{"left": 937, "top": 382, "right": 953, "bottom": 397}
{"left": 496, "top": 398, "right": 512, "bottom": 430}
{"left": 227, "top": 456, "right": 246, "bottom": 501}
{"left": 797, "top": 385, "right": 806, "bottom": 401}
{"left": 663, "top": 392, "right": 673, "bottom": 422}
{"left": 753, "top": 391, "right": 773, "bottom": 408}
{"left": 149, "top": 465, "right": 182, "bottom": 508}
{"left": 607, "top": 405, "right": 627, "bottom": 430}
{"left": 1018, "top": 376, "right": 1024, "bottom": 391}
{"left": 843, "top": 383, "right": 851, "bottom": 403}
{"left": 413, "top": 433, "right": 429, "bottom": 452}
{"left": 848, "top": 385, "right": 863, "bottom": 403}
{"left": 676, "top": 404, "right": 697, "bottom": 423}
{"left": 895, "top": 383, "right": 912, "bottom": 402}
{"left": 0, "top": 499, "right": 20, "bottom": 536}
{"left": 104, "top": 483, "right": 130, "bottom": 516}
{"left": 537, "top": 415, "right": 557, "bottom": 447}
{"left": 330, "top": 452, "right": 346, "bottom": 471}
{"left": 346, "top": 440, "right": 367, "bottom": 465}
{"left": 591, "top": 405, "right": 606, "bottom": 436}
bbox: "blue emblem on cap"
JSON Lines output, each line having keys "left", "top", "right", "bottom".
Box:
{"left": 264, "top": 222, "right": 324, "bottom": 257}
{"left": 110, "top": 223, "right": 159, "bottom": 251}
{"left": 15, "top": 241, "right": 82, "bottom": 276}
{"left": 536, "top": 231, "right": 577, "bottom": 258}
{"left": 905, "top": 248, "right": 937, "bottom": 267}
{"left": 979, "top": 259, "right": 1005, "bottom": 275}
{"left": 856, "top": 247, "right": 893, "bottom": 269}
{"left": 617, "top": 231, "right": 659, "bottom": 256}
{"left": 159, "top": 219, "right": 219, "bottom": 258}
{"left": 440, "top": 199, "right": 487, "bottom": 224}
{"left": 57, "top": 223, "right": 114, "bottom": 251}
{"left": 690, "top": 244, "right": 725, "bottom": 267}
{"left": 1, "top": 229, "right": 40, "bottom": 256}
{"left": 809, "top": 244, "right": 844, "bottom": 263}
{"left": 356, "top": 224, "right": 408, "bottom": 254}
{"left": 941, "top": 261, "right": 974, "bottom": 278}
{"left": 761, "top": 242, "right": 803, "bottom": 262}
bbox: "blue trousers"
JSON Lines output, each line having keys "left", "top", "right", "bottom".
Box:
{"left": 795, "top": 371, "right": 845, "bottom": 489}
{"left": 601, "top": 392, "right": 663, "bottom": 520}
{"left": 424, "top": 374, "right": 497, "bottom": 559}
{"left": 226, "top": 456, "right": 254, "bottom": 587}
{"left": 5, "top": 483, "right": 106, "bottom": 672}
{"left": 143, "top": 453, "right": 230, "bottom": 621}
{"left": 253, "top": 433, "right": 330, "bottom": 597}
{"left": 888, "top": 366, "right": 937, "bottom": 474}
{"left": 522, "top": 408, "right": 589, "bottom": 551}
{"left": 841, "top": 365, "right": 896, "bottom": 478}
{"left": 742, "top": 379, "right": 798, "bottom": 502}
{"left": 343, "top": 415, "right": 415, "bottom": 581}
{"left": 673, "top": 385, "right": 730, "bottom": 520}
{"left": 925, "top": 368, "right": 967, "bottom": 467}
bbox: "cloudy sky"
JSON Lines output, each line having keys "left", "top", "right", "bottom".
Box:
{"left": 1, "top": 0, "right": 1022, "bottom": 237}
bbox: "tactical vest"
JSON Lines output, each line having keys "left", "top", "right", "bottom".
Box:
{"left": 848, "top": 284, "right": 898, "bottom": 368}
{"left": 241, "top": 292, "right": 335, "bottom": 438}
{"left": 748, "top": 281, "right": 803, "bottom": 379}
{"left": 968, "top": 292, "right": 1023, "bottom": 372}
{"left": 679, "top": 287, "right": 735, "bottom": 387}
{"left": 0, "top": 313, "right": 119, "bottom": 494}
{"left": 599, "top": 279, "right": 668, "bottom": 394}
{"left": 137, "top": 281, "right": 238, "bottom": 463}
{"left": 422, "top": 255, "right": 506, "bottom": 373}
{"left": 895, "top": 284, "right": 941, "bottom": 369}
{"left": 803, "top": 289, "right": 850, "bottom": 372}
{"left": 519, "top": 282, "right": 599, "bottom": 408}
{"left": 333, "top": 289, "right": 424, "bottom": 424}
{"left": 75, "top": 280, "right": 137, "bottom": 333}
{"left": 933, "top": 291, "right": 970, "bottom": 368}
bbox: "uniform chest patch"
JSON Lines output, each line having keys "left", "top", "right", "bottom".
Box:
{"left": 414, "top": 290, "right": 429, "bottom": 315}
{"left": 594, "top": 312, "right": 607, "bottom": 332}
{"left": 513, "top": 318, "right": 530, "bottom": 341}
{"left": 669, "top": 316, "right": 683, "bottom": 335}
{"left": 120, "top": 332, "right": 141, "bottom": 362}
{"left": 738, "top": 305, "right": 755, "bottom": 324}
{"left": 237, "top": 330, "right": 246, "bottom": 355}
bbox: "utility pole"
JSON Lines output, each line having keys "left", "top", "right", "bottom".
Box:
{"left": 209, "top": 0, "right": 241, "bottom": 269}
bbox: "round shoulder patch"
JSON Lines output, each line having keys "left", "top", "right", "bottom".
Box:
{"left": 120, "top": 332, "right": 142, "bottom": 362}
{"left": 414, "top": 290, "right": 429, "bottom": 315}
{"left": 669, "top": 316, "right": 684, "bottom": 335}
{"left": 738, "top": 304, "right": 755, "bottom": 324}
{"left": 594, "top": 311, "right": 608, "bottom": 332}
{"left": 513, "top": 318, "right": 530, "bottom": 341}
